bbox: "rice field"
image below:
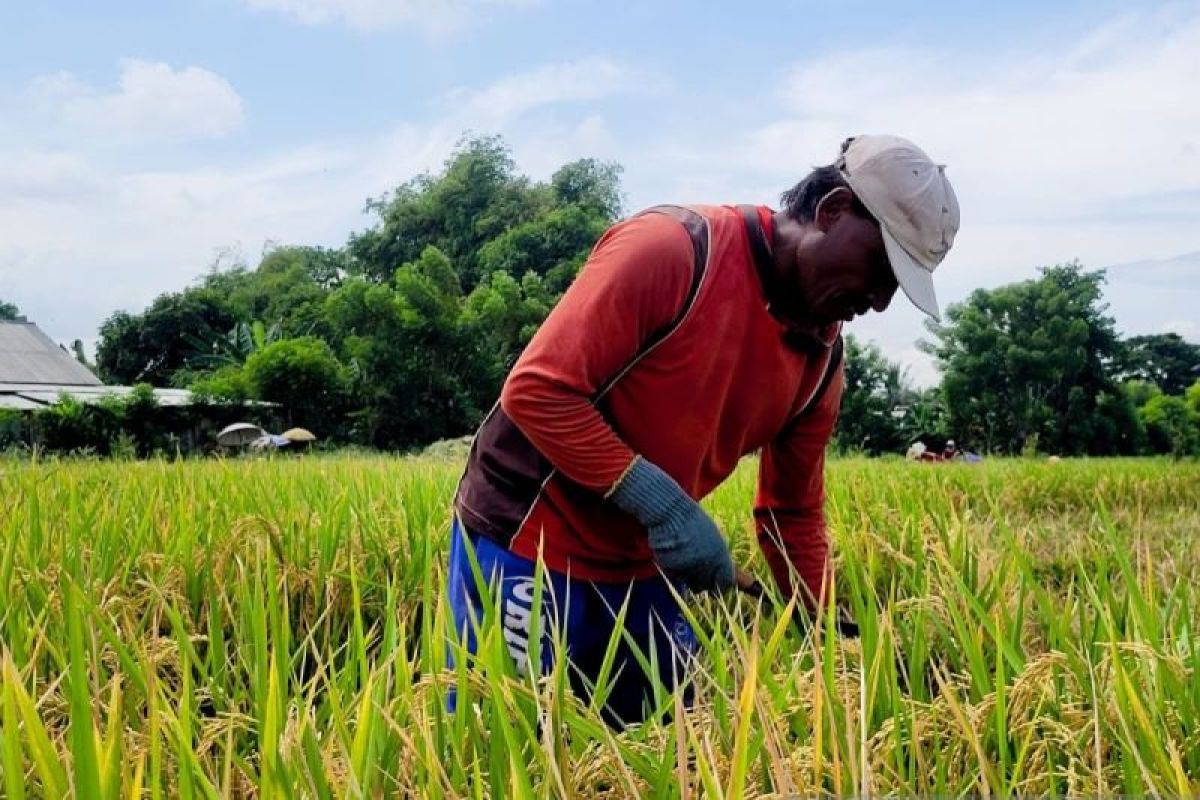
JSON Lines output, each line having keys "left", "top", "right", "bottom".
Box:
{"left": 2, "top": 454, "right": 1199, "bottom": 798}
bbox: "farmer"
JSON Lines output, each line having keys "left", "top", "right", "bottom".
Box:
{"left": 448, "top": 134, "right": 960, "bottom": 725}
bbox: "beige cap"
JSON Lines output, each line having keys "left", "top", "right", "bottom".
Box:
{"left": 835, "top": 135, "right": 959, "bottom": 320}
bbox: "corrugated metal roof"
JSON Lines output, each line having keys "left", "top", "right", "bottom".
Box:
{"left": 0, "top": 383, "right": 112, "bottom": 392}
{"left": 0, "top": 322, "right": 102, "bottom": 385}
{"left": 0, "top": 395, "right": 46, "bottom": 411}
{"left": 0, "top": 385, "right": 195, "bottom": 408}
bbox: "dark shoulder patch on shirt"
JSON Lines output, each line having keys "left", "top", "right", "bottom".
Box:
{"left": 629, "top": 205, "right": 711, "bottom": 359}
{"left": 801, "top": 335, "right": 844, "bottom": 417}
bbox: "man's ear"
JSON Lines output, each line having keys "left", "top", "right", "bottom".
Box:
{"left": 814, "top": 186, "right": 855, "bottom": 232}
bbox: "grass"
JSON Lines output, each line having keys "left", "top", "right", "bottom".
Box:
{"left": 1, "top": 453, "right": 1198, "bottom": 797}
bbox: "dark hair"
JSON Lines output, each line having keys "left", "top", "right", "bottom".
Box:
{"left": 779, "top": 165, "right": 873, "bottom": 223}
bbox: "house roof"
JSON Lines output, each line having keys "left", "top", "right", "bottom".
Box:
{"left": 0, "top": 321, "right": 200, "bottom": 411}
{"left": 0, "top": 321, "right": 102, "bottom": 386}
{"left": 0, "top": 384, "right": 195, "bottom": 409}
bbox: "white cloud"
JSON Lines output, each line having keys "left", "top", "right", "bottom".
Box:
{"left": 0, "top": 151, "right": 102, "bottom": 200}
{"left": 5, "top": 7, "right": 1199, "bottom": 387}
{"left": 0, "top": 125, "right": 461, "bottom": 337}
{"left": 1106, "top": 251, "right": 1200, "bottom": 287}
{"left": 29, "top": 59, "right": 244, "bottom": 142}
{"left": 760, "top": 8, "right": 1200, "bottom": 225}
{"left": 241, "top": 0, "right": 536, "bottom": 34}
{"left": 0, "top": 51, "right": 666, "bottom": 345}
{"left": 506, "top": 115, "right": 618, "bottom": 179}
{"left": 449, "top": 58, "right": 665, "bottom": 123}
{"left": 1104, "top": 252, "right": 1200, "bottom": 342}
{"left": 587, "top": 8, "right": 1200, "bottom": 385}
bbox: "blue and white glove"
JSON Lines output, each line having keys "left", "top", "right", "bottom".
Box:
{"left": 609, "top": 457, "right": 735, "bottom": 593}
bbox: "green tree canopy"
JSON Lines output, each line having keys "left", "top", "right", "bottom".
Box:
{"left": 200, "top": 248, "right": 343, "bottom": 340}
{"left": 188, "top": 364, "right": 254, "bottom": 403}
{"left": 0, "top": 299, "right": 21, "bottom": 321}
{"left": 1187, "top": 380, "right": 1200, "bottom": 415}
{"left": 1138, "top": 394, "right": 1200, "bottom": 458}
{"left": 835, "top": 336, "right": 907, "bottom": 454}
{"left": 1091, "top": 386, "right": 1146, "bottom": 456}
{"left": 921, "top": 262, "right": 1123, "bottom": 455}
{"left": 324, "top": 253, "right": 488, "bottom": 448}
{"left": 96, "top": 289, "right": 238, "bottom": 385}
{"left": 550, "top": 158, "right": 623, "bottom": 219}
{"left": 834, "top": 336, "right": 949, "bottom": 454}
{"left": 347, "top": 136, "right": 620, "bottom": 293}
{"left": 243, "top": 337, "right": 347, "bottom": 428}
{"left": 100, "top": 253, "right": 344, "bottom": 391}
{"left": 461, "top": 269, "right": 556, "bottom": 372}
{"left": 1116, "top": 333, "right": 1200, "bottom": 395}
{"left": 476, "top": 204, "right": 609, "bottom": 293}
{"left": 1121, "top": 379, "right": 1162, "bottom": 408}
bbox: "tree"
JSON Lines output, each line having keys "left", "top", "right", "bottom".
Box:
{"left": 834, "top": 336, "right": 909, "bottom": 454}
{"left": 257, "top": 244, "right": 346, "bottom": 289}
{"left": 462, "top": 269, "right": 556, "bottom": 374}
{"left": 92, "top": 132, "right": 622, "bottom": 450}
{"left": 243, "top": 337, "right": 346, "bottom": 427}
{"left": 201, "top": 251, "right": 340, "bottom": 340}
{"left": 348, "top": 136, "right": 544, "bottom": 290}
{"left": 96, "top": 289, "right": 238, "bottom": 385}
{"left": 921, "top": 262, "right": 1123, "bottom": 454}
{"left": 188, "top": 364, "right": 254, "bottom": 403}
{"left": 1116, "top": 333, "right": 1200, "bottom": 395}
{"left": 1138, "top": 394, "right": 1199, "bottom": 458}
{"left": 346, "top": 137, "right": 621, "bottom": 294}
{"left": 1092, "top": 387, "right": 1146, "bottom": 455}
{"left": 324, "top": 252, "right": 490, "bottom": 449}
{"left": 0, "top": 300, "right": 21, "bottom": 321}
{"left": 1121, "top": 379, "right": 1161, "bottom": 408}
{"left": 186, "top": 320, "right": 285, "bottom": 370}
{"left": 833, "top": 338, "right": 954, "bottom": 455}
{"left": 894, "top": 387, "right": 950, "bottom": 447}
{"left": 476, "top": 205, "right": 609, "bottom": 292}
{"left": 551, "top": 158, "right": 623, "bottom": 219}
{"left": 99, "top": 247, "right": 343, "bottom": 389}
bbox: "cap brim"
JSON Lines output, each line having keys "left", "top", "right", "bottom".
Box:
{"left": 881, "top": 227, "right": 941, "bottom": 321}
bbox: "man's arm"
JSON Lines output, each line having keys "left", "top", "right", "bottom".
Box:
{"left": 499, "top": 210, "right": 735, "bottom": 592}
{"left": 754, "top": 363, "right": 844, "bottom": 609}
{"left": 499, "top": 211, "right": 692, "bottom": 493}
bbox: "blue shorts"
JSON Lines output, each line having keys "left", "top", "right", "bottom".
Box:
{"left": 446, "top": 516, "right": 697, "bottom": 726}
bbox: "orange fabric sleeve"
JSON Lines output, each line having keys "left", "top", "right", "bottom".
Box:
{"left": 754, "top": 363, "right": 844, "bottom": 608}
{"left": 499, "top": 213, "right": 695, "bottom": 493}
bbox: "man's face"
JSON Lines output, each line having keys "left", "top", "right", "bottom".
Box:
{"left": 786, "top": 191, "right": 900, "bottom": 326}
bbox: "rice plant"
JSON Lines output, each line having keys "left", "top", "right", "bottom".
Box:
{"left": 1, "top": 453, "right": 1197, "bottom": 797}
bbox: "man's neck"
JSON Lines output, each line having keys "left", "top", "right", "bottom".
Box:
{"left": 768, "top": 212, "right": 839, "bottom": 349}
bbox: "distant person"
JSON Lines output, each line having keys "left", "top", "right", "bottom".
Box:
{"left": 942, "top": 439, "right": 959, "bottom": 460}
{"left": 448, "top": 135, "right": 961, "bottom": 726}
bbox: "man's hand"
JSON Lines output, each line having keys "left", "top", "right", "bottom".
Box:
{"left": 799, "top": 604, "right": 860, "bottom": 638}
{"left": 733, "top": 571, "right": 860, "bottom": 637}
{"left": 609, "top": 457, "right": 736, "bottom": 593}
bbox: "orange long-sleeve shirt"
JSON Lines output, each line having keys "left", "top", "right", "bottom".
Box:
{"left": 454, "top": 204, "right": 843, "bottom": 604}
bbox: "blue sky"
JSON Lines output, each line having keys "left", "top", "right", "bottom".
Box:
{"left": 2, "top": 0, "right": 1197, "bottom": 384}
